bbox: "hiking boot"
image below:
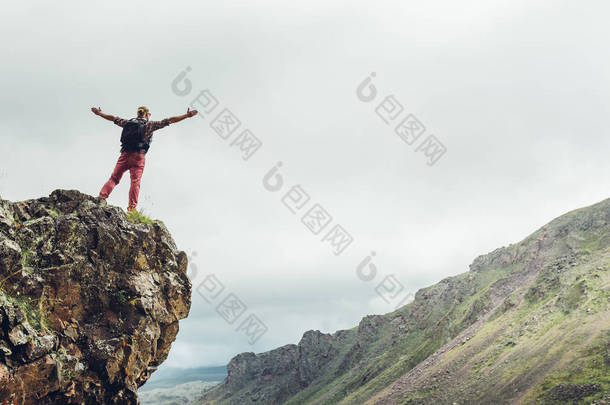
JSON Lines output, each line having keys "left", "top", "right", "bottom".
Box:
{"left": 96, "top": 196, "right": 107, "bottom": 206}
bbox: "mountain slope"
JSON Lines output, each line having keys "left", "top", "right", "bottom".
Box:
{"left": 194, "top": 198, "right": 610, "bottom": 405}
{"left": 0, "top": 190, "right": 192, "bottom": 404}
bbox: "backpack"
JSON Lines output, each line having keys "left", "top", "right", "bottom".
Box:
{"left": 120, "top": 118, "right": 150, "bottom": 152}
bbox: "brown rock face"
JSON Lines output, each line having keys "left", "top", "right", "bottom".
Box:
{"left": 0, "top": 190, "right": 192, "bottom": 404}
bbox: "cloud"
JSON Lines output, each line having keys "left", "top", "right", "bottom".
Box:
{"left": 2, "top": 0, "right": 609, "bottom": 368}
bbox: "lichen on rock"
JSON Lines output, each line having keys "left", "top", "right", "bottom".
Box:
{"left": 0, "top": 189, "right": 191, "bottom": 404}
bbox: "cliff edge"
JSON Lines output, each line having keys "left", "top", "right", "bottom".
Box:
{"left": 0, "top": 190, "right": 191, "bottom": 404}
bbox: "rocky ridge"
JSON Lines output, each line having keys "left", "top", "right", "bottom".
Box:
{"left": 195, "top": 198, "right": 610, "bottom": 405}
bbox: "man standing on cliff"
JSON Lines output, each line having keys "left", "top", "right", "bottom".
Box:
{"left": 91, "top": 105, "right": 198, "bottom": 212}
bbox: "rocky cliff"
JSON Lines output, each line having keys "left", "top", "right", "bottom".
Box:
{"left": 195, "top": 198, "right": 610, "bottom": 405}
{"left": 0, "top": 190, "right": 191, "bottom": 404}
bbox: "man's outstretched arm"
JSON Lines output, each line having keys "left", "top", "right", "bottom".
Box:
{"left": 167, "top": 108, "right": 198, "bottom": 124}
{"left": 91, "top": 106, "right": 115, "bottom": 122}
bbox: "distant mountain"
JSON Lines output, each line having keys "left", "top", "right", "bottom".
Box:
{"left": 140, "top": 381, "right": 220, "bottom": 405}
{"left": 193, "top": 198, "right": 610, "bottom": 404}
{"left": 141, "top": 366, "right": 227, "bottom": 391}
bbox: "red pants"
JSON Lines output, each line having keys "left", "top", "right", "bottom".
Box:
{"left": 99, "top": 151, "right": 146, "bottom": 209}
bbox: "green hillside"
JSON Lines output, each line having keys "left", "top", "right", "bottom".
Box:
{"left": 194, "top": 198, "right": 610, "bottom": 405}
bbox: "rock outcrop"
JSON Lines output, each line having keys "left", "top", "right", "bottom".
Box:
{"left": 195, "top": 198, "right": 609, "bottom": 404}
{"left": 0, "top": 190, "right": 191, "bottom": 404}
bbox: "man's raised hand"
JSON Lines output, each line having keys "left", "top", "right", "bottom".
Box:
{"left": 186, "top": 107, "right": 198, "bottom": 118}
{"left": 91, "top": 106, "right": 102, "bottom": 116}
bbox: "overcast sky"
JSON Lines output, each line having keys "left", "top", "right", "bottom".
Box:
{"left": 1, "top": 0, "right": 609, "bottom": 370}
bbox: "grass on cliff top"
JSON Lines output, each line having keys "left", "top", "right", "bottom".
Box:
{"left": 126, "top": 210, "right": 154, "bottom": 225}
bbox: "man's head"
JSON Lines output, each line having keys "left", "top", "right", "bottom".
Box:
{"left": 137, "top": 106, "right": 151, "bottom": 120}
